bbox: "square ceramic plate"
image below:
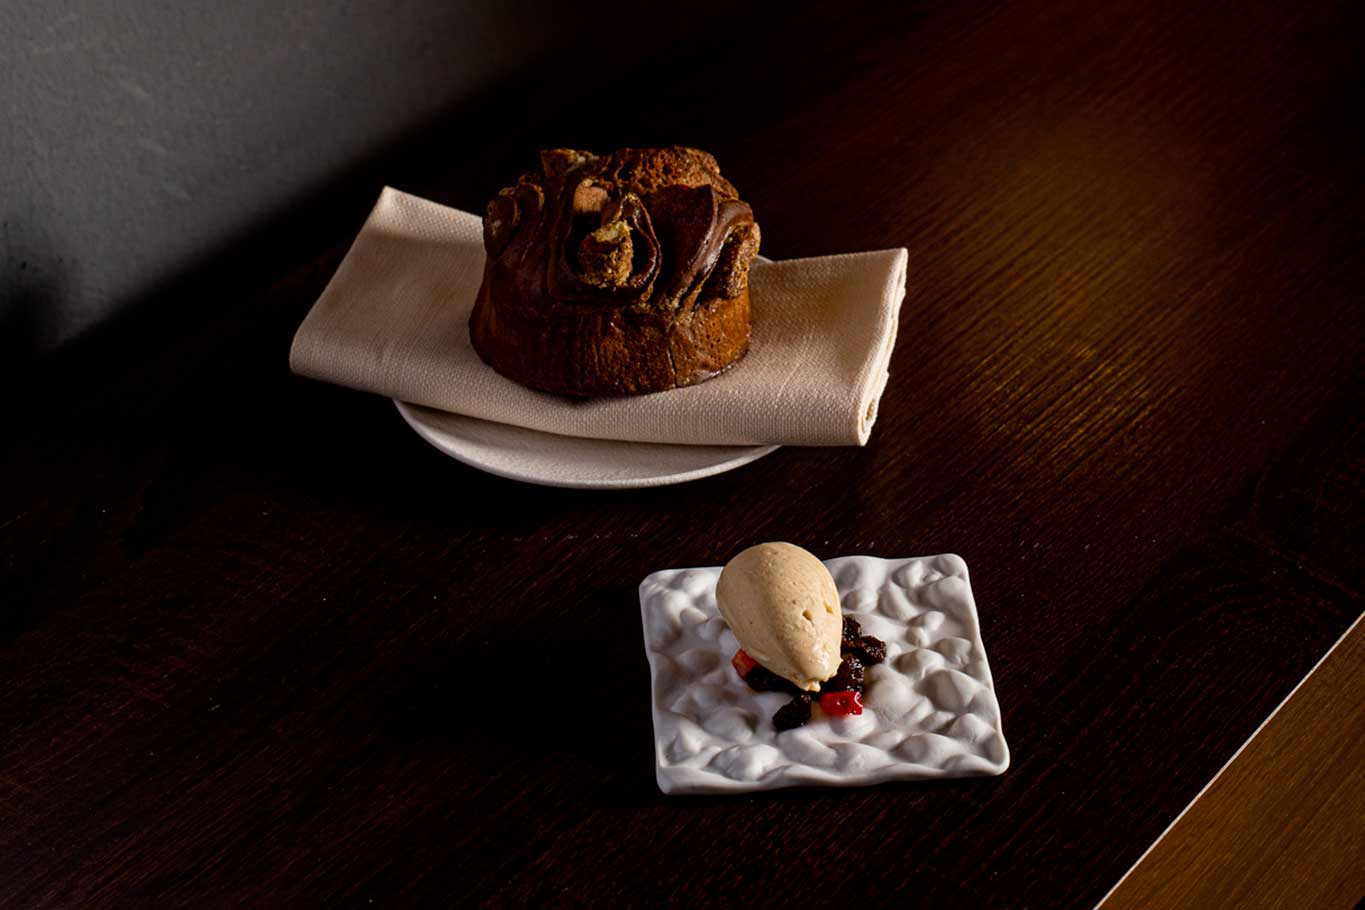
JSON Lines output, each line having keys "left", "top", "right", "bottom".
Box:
{"left": 638, "top": 553, "right": 1009, "bottom": 794}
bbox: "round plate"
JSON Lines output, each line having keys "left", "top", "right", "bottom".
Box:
{"left": 394, "top": 401, "right": 780, "bottom": 489}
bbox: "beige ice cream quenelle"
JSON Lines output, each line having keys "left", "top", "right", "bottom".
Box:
{"left": 716, "top": 542, "right": 843, "bottom": 691}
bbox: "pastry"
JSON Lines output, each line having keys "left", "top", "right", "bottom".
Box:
{"left": 469, "top": 147, "right": 761, "bottom": 397}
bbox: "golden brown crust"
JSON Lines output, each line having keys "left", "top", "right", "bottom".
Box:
{"left": 469, "top": 147, "right": 761, "bottom": 396}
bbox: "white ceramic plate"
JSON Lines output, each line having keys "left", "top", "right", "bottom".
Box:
{"left": 639, "top": 553, "right": 1009, "bottom": 794}
{"left": 394, "top": 401, "right": 780, "bottom": 490}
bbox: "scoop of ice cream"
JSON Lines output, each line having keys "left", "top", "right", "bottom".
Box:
{"left": 715, "top": 542, "right": 843, "bottom": 691}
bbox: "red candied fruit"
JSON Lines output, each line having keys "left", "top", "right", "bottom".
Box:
{"left": 731, "top": 649, "right": 758, "bottom": 679}
{"left": 820, "top": 691, "right": 864, "bottom": 717}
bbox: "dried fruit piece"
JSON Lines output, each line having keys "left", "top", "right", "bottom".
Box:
{"left": 847, "top": 635, "right": 887, "bottom": 665}
{"left": 822, "top": 655, "right": 865, "bottom": 693}
{"left": 731, "top": 649, "right": 758, "bottom": 679}
{"left": 744, "top": 665, "right": 803, "bottom": 695}
{"left": 773, "top": 693, "right": 813, "bottom": 731}
{"left": 820, "top": 691, "right": 864, "bottom": 717}
{"left": 841, "top": 616, "right": 862, "bottom": 642}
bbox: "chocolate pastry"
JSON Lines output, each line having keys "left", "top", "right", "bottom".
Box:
{"left": 469, "top": 147, "right": 762, "bottom": 396}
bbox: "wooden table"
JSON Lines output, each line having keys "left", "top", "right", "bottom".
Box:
{"left": 3, "top": 2, "right": 1362, "bottom": 906}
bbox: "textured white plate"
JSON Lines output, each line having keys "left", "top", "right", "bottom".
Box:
{"left": 394, "top": 401, "right": 780, "bottom": 490}
{"left": 639, "top": 553, "right": 1009, "bottom": 794}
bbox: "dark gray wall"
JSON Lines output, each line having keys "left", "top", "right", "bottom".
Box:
{"left": 2, "top": 1, "right": 597, "bottom": 355}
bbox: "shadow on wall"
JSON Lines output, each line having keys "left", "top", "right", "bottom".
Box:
{"left": 0, "top": 211, "right": 69, "bottom": 367}
{"left": 0, "top": 0, "right": 741, "bottom": 372}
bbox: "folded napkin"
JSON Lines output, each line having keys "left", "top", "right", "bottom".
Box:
{"left": 290, "top": 187, "right": 906, "bottom": 446}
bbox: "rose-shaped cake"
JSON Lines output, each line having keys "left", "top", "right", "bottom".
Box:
{"left": 469, "top": 147, "right": 761, "bottom": 397}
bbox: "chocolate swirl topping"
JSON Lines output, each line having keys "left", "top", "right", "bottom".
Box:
{"left": 470, "top": 147, "right": 761, "bottom": 397}
{"left": 485, "top": 147, "right": 759, "bottom": 311}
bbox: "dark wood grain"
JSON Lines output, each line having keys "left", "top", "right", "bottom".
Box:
{"left": 3, "top": 1, "right": 1363, "bottom": 907}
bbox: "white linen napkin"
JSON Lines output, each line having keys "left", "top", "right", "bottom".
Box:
{"left": 290, "top": 187, "right": 906, "bottom": 446}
